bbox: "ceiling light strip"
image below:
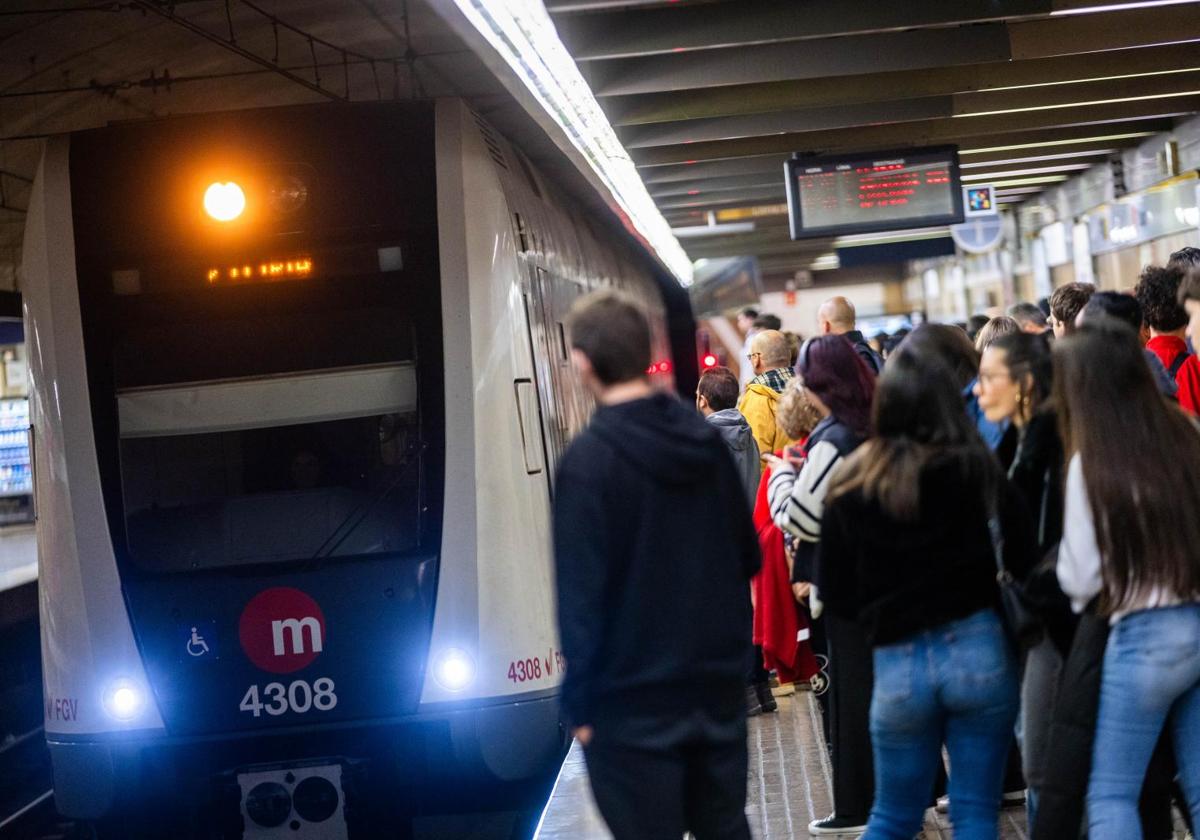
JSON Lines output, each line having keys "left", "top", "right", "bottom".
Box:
{"left": 988, "top": 66, "right": 1200, "bottom": 92}
{"left": 961, "top": 132, "right": 1155, "bottom": 154}
{"left": 1051, "top": 0, "right": 1200, "bottom": 16}
{"left": 962, "top": 164, "right": 1094, "bottom": 181}
{"left": 448, "top": 1, "right": 692, "bottom": 283}
{"left": 989, "top": 175, "right": 1071, "bottom": 188}
{"left": 956, "top": 89, "right": 1200, "bottom": 119}
{"left": 960, "top": 149, "right": 1115, "bottom": 168}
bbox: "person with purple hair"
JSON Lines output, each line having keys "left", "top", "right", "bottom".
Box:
{"left": 763, "top": 334, "right": 876, "bottom": 836}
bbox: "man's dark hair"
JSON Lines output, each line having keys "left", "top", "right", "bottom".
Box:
{"left": 1082, "top": 291, "right": 1143, "bottom": 333}
{"left": 739, "top": 306, "right": 759, "bottom": 320}
{"left": 1168, "top": 246, "right": 1200, "bottom": 269}
{"left": 1134, "top": 264, "right": 1188, "bottom": 332}
{"left": 697, "top": 367, "right": 740, "bottom": 412}
{"left": 752, "top": 313, "right": 782, "bottom": 331}
{"left": 566, "top": 290, "right": 651, "bottom": 385}
{"left": 1007, "top": 301, "right": 1047, "bottom": 330}
{"left": 1037, "top": 297, "right": 1052, "bottom": 318}
{"left": 1050, "top": 282, "right": 1095, "bottom": 331}
{"left": 1179, "top": 267, "right": 1200, "bottom": 307}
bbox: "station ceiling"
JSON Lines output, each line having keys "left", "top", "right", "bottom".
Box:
{"left": 0, "top": 0, "right": 626, "bottom": 287}
{"left": 550, "top": 0, "right": 1200, "bottom": 285}
{"left": 1, "top": 1, "right": 1199, "bottom": 294}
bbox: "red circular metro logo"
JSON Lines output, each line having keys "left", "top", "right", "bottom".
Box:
{"left": 238, "top": 587, "right": 326, "bottom": 674}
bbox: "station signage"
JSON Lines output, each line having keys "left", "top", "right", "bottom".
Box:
{"left": 785, "top": 146, "right": 965, "bottom": 239}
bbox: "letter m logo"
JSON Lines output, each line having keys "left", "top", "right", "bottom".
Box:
{"left": 271, "top": 616, "right": 323, "bottom": 656}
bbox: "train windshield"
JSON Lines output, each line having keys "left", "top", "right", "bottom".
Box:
{"left": 117, "top": 364, "right": 421, "bottom": 571}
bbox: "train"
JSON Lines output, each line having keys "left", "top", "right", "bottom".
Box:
{"left": 21, "top": 98, "right": 695, "bottom": 837}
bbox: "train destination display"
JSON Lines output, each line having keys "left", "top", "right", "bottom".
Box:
{"left": 786, "top": 147, "right": 964, "bottom": 239}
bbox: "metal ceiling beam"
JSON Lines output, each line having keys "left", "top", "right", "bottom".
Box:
{"left": 585, "top": 24, "right": 1013, "bottom": 96}
{"left": 584, "top": 5, "right": 1200, "bottom": 97}
{"left": 620, "top": 70, "right": 1200, "bottom": 149}
{"left": 649, "top": 173, "right": 784, "bottom": 197}
{"left": 621, "top": 97, "right": 953, "bottom": 149}
{"left": 640, "top": 154, "right": 789, "bottom": 181}
{"left": 655, "top": 186, "right": 785, "bottom": 211}
{"left": 1007, "top": 4, "right": 1200, "bottom": 59}
{"left": 957, "top": 142, "right": 1123, "bottom": 166}
{"left": 602, "top": 43, "right": 1200, "bottom": 126}
{"left": 631, "top": 107, "right": 1188, "bottom": 166}
{"left": 556, "top": 0, "right": 1051, "bottom": 61}
{"left": 545, "top": 0, "right": 674, "bottom": 13}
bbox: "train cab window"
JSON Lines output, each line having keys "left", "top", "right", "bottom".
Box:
{"left": 116, "top": 364, "right": 422, "bottom": 572}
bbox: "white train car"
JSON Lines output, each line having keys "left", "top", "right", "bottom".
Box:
{"left": 21, "top": 98, "right": 694, "bottom": 836}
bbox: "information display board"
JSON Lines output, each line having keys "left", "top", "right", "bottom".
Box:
{"left": 786, "top": 146, "right": 964, "bottom": 239}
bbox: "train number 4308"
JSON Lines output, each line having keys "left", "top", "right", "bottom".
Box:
{"left": 240, "top": 677, "right": 338, "bottom": 717}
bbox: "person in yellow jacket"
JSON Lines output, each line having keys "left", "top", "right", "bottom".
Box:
{"left": 737, "top": 329, "right": 795, "bottom": 469}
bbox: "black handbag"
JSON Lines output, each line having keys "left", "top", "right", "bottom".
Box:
{"left": 987, "top": 511, "right": 1044, "bottom": 650}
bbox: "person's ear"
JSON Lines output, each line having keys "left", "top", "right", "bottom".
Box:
{"left": 570, "top": 347, "right": 593, "bottom": 378}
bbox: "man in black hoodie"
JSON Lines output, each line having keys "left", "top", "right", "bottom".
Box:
{"left": 554, "top": 290, "right": 760, "bottom": 840}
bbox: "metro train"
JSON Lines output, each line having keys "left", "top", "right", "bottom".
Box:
{"left": 21, "top": 98, "right": 695, "bottom": 836}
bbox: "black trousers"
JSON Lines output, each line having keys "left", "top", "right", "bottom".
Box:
{"left": 826, "top": 612, "right": 875, "bottom": 822}
{"left": 748, "top": 643, "right": 770, "bottom": 685}
{"left": 584, "top": 735, "right": 752, "bottom": 840}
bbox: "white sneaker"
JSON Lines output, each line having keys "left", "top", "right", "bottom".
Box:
{"left": 808, "top": 813, "right": 867, "bottom": 835}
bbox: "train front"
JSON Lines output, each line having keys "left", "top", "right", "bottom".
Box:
{"left": 19, "top": 102, "right": 517, "bottom": 833}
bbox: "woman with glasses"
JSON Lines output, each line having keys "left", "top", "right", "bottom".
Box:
{"left": 817, "top": 344, "right": 1035, "bottom": 840}
{"left": 763, "top": 334, "right": 875, "bottom": 836}
{"left": 973, "top": 331, "right": 1066, "bottom": 824}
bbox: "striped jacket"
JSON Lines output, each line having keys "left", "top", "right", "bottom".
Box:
{"left": 767, "top": 416, "right": 865, "bottom": 589}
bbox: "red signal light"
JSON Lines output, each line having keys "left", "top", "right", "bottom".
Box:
{"left": 702, "top": 354, "right": 718, "bottom": 368}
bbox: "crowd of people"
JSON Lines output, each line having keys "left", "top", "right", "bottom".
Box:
{"left": 550, "top": 251, "right": 1200, "bottom": 840}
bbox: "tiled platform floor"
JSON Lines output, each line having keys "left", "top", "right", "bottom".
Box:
{"left": 537, "top": 689, "right": 1032, "bottom": 839}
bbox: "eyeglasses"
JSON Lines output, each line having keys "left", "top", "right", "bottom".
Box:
{"left": 746, "top": 351, "right": 762, "bottom": 361}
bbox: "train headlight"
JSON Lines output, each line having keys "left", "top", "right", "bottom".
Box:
{"left": 433, "top": 648, "right": 475, "bottom": 692}
{"left": 203, "top": 181, "right": 246, "bottom": 222}
{"left": 103, "top": 679, "right": 144, "bottom": 721}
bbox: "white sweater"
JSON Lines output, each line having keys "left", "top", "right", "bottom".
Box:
{"left": 1057, "top": 454, "right": 1191, "bottom": 623}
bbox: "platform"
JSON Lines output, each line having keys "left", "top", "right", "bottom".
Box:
{"left": 534, "top": 689, "right": 1032, "bottom": 840}
{"left": 0, "top": 525, "right": 35, "bottom": 594}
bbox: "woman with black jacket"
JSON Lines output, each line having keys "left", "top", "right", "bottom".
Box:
{"left": 817, "top": 344, "right": 1036, "bottom": 840}
{"left": 974, "top": 330, "right": 1068, "bottom": 825}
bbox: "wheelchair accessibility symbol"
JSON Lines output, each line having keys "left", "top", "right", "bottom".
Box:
{"left": 182, "top": 621, "right": 218, "bottom": 660}
{"left": 187, "top": 627, "right": 210, "bottom": 657}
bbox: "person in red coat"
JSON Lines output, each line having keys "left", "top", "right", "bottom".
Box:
{"left": 1136, "top": 264, "right": 1200, "bottom": 415}
{"left": 752, "top": 382, "right": 821, "bottom": 689}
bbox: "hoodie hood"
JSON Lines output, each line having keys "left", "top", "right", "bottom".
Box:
{"left": 706, "top": 408, "right": 756, "bottom": 454}
{"left": 589, "top": 392, "right": 722, "bottom": 485}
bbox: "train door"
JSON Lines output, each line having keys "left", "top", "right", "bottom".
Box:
{"left": 516, "top": 251, "right": 558, "bottom": 493}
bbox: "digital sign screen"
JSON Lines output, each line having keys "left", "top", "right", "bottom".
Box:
{"left": 786, "top": 146, "right": 964, "bottom": 239}
{"left": 205, "top": 257, "right": 314, "bottom": 285}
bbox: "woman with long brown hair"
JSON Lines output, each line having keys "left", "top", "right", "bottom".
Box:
{"left": 1054, "top": 321, "right": 1200, "bottom": 839}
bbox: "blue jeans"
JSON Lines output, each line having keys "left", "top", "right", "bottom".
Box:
{"left": 1088, "top": 604, "right": 1200, "bottom": 839}
{"left": 864, "top": 609, "right": 1019, "bottom": 840}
